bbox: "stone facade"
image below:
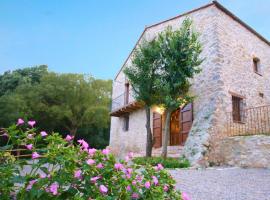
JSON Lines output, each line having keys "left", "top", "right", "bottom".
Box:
{"left": 109, "top": 2, "right": 270, "bottom": 165}
{"left": 209, "top": 135, "right": 270, "bottom": 168}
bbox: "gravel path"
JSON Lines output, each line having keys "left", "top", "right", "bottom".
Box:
{"left": 169, "top": 167, "right": 270, "bottom": 200}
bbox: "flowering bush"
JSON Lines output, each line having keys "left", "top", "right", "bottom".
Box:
{"left": 0, "top": 119, "right": 185, "bottom": 200}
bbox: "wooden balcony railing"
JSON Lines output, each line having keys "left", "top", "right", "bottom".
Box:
{"left": 110, "top": 89, "right": 144, "bottom": 117}
{"left": 226, "top": 104, "right": 270, "bottom": 136}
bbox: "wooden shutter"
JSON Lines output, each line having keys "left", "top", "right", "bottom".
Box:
{"left": 153, "top": 112, "right": 162, "bottom": 148}
{"left": 180, "top": 103, "right": 193, "bottom": 145}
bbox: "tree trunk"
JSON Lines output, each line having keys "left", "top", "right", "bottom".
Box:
{"left": 161, "top": 108, "right": 173, "bottom": 158}
{"left": 145, "top": 106, "right": 153, "bottom": 157}
{"left": 70, "top": 127, "right": 78, "bottom": 137}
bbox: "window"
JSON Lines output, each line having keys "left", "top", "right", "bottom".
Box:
{"left": 259, "top": 92, "right": 264, "bottom": 98}
{"left": 124, "top": 82, "right": 130, "bottom": 105}
{"left": 123, "top": 115, "right": 129, "bottom": 131}
{"left": 253, "top": 57, "right": 262, "bottom": 75}
{"left": 232, "top": 96, "right": 244, "bottom": 122}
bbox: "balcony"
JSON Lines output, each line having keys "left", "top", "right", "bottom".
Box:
{"left": 110, "top": 89, "right": 144, "bottom": 117}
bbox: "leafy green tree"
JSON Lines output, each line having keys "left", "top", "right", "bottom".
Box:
{"left": 0, "top": 65, "right": 48, "bottom": 96}
{"left": 158, "top": 19, "right": 203, "bottom": 158}
{"left": 124, "top": 39, "right": 162, "bottom": 157}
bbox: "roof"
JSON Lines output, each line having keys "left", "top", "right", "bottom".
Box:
{"left": 114, "top": 1, "right": 270, "bottom": 80}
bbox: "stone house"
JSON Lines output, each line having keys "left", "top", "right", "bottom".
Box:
{"left": 109, "top": 1, "right": 270, "bottom": 166}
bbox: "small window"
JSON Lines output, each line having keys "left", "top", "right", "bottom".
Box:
{"left": 259, "top": 92, "right": 264, "bottom": 98}
{"left": 253, "top": 57, "right": 262, "bottom": 75}
{"left": 123, "top": 115, "right": 129, "bottom": 131}
{"left": 232, "top": 96, "right": 244, "bottom": 122}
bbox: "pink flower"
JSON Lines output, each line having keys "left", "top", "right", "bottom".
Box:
{"left": 65, "top": 134, "right": 74, "bottom": 142}
{"left": 127, "top": 168, "right": 133, "bottom": 174}
{"left": 17, "top": 118, "right": 24, "bottom": 126}
{"left": 90, "top": 176, "right": 100, "bottom": 183}
{"left": 114, "top": 163, "right": 123, "bottom": 170}
{"left": 99, "top": 185, "right": 108, "bottom": 194}
{"left": 131, "top": 193, "right": 139, "bottom": 199}
{"left": 163, "top": 185, "right": 169, "bottom": 192}
{"left": 88, "top": 148, "right": 97, "bottom": 156}
{"left": 28, "top": 120, "right": 36, "bottom": 127}
{"left": 32, "top": 152, "right": 40, "bottom": 159}
{"left": 128, "top": 152, "right": 134, "bottom": 159}
{"left": 49, "top": 182, "right": 59, "bottom": 196}
{"left": 145, "top": 181, "right": 151, "bottom": 189}
{"left": 152, "top": 176, "right": 158, "bottom": 185}
{"left": 77, "top": 139, "right": 89, "bottom": 150}
{"left": 74, "top": 169, "right": 82, "bottom": 179}
{"left": 26, "top": 144, "right": 33, "bottom": 150}
{"left": 132, "top": 180, "right": 137, "bottom": 185}
{"left": 96, "top": 163, "right": 104, "bottom": 169}
{"left": 27, "top": 134, "right": 34, "bottom": 139}
{"left": 154, "top": 163, "right": 164, "bottom": 171}
{"left": 40, "top": 131, "right": 48, "bottom": 137}
{"left": 126, "top": 185, "right": 131, "bottom": 191}
{"left": 2, "top": 132, "right": 8, "bottom": 137}
{"left": 26, "top": 179, "right": 37, "bottom": 190}
{"left": 40, "top": 174, "right": 47, "bottom": 179}
{"left": 182, "top": 192, "right": 190, "bottom": 200}
{"left": 86, "top": 159, "right": 95, "bottom": 165}
{"left": 125, "top": 156, "right": 130, "bottom": 162}
{"left": 102, "top": 148, "right": 110, "bottom": 155}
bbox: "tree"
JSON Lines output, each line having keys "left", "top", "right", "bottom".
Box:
{"left": 124, "top": 39, "right": 162, "bottom": 157}
{"left": 158, "top": 19, "right": 203, "bottom": 158}
{"left": 0, "top": 65, "right": 48, "bottom": 96}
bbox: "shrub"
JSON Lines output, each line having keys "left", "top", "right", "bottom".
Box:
{"left": 0, "top": 119, "right": 185, "bottom": 200}
{"left": 133, "top": 157, "right": 190, "bottom": 169}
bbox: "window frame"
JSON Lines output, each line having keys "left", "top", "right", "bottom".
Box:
{"left": 123, "top": 115, "right": 129, "bottom": 132}
{"left": 231, "top": 95, "right": 245, "bottom": 123}
{"left": 253, "top": 57, "right": 262, "bottom": 76}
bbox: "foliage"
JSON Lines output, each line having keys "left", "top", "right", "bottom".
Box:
{"left": 0, "top": 121, "right": 183, "bottom": 200}
{"left": 156, "top": 19, "right": 203, "bottom": 157}
{"left": 0, "top": 67, "right": 112, "bottom": 148}
{"left": 123, "top": 32, "right": 163, "bottom": 157}
{"left": 133, "top": 157, "right": 190, "bottom": 169}
{"left": 0, "top": 65, "right": 48, "bottom": 97}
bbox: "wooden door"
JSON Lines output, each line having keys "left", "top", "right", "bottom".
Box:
{"left": 153, "top": 112, "right": 162, "bottom": 148}
{"left": 170, "top": 109, "right": 180, "bottom": 145}
{"left": 180, "top": 103, "right": 193, "bottom": 145}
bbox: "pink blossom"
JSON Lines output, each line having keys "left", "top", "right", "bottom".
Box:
{"left": 96, "top": 163, "right": 104, "bottom": 169}
{"left": 114, "top": 163, "right": 123, "bottom": 170}
{"left": 40, "top": 174, "right": 47, "bottom": 179}
{"left": 26, "top": 179, "right": 37, "bottom": 190}
{"left": 27, "top": 134, "right": 34, "bottom": 139}
{"left": 127, "top": 168, "right": 133, "bottom": 174}
{"left": 154, "top": 163, "right": 164, "bottom": 171}
{"left": 145, "top": 181, "right": 151, "bottom": 189}
{"left": 74, "top": 169, "right": 82, "bottom": 179}
{"left": 128, "top": 152, "right": 134, "bottom": 159}
{"left": 65, "top": 134, "right": 74, "bottom": 142}
{"left": 132, "top": 180, "right": 137, "bottom": 185}
{"left": 125, "top": 156, "right": 130, "bottom": 162}
{"left": 131, "top": 193, "right": 139, "bottom": 199}
{"left": 88, "top": 148, "right": 97, "bottom": 156}
{"left": 163, "top": 185, "right": 169, "bottom": 192}
{"left": 152, "top": 176, "right": 158, "bottom": 185}
{"left": 32, "top": 152, "right": 40, "bottom": 159}
{"left": 102, "top": 148, "right": 110, "bottom": 155}
{"left": 40, "top": 131, "right": 48, "bottom": 137}
{"left": 77, "top": 139, "right": 89, "bottom": 150}
{"left": 3, "top": 132, "right": 8, "bottom": 137}
{"left": 28, "top": 120, "right": 36, "bottom": 127}
{"left": 17, "top": 118, "right": 24, "bottom": 126}
{"left": 99, "top": 185, "right": 108, "bottom": 194}
{"left": 182, "top": 192, "right": 191, "bottom": 200}
{"left": 25, "top": 144, "right": 33, "bottom": 150}
{"left": 90, "top": 176, "right": 100, "bottom": 183}
{"left": 136, "top": 175, "right": 143, "bottom": 182}
{"left": 126, "top": 185, "right": 131, "bottom": 191}
{"left": 86, "top": 159, "right": 95, "bottom": 165}
{"left": 49, "top": 182, "right": 59, "bottom": 196}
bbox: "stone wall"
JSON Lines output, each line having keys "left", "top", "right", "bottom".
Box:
{"left": 209, "top": 135, "right": 270, "bottom": 168}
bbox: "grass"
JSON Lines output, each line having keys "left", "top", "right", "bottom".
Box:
{"left": 133, "top": 156, "right": 190, "bottom": 169}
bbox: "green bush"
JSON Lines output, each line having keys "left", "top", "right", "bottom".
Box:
{"left": 133, "top": 157, "right": 190, "bottom": 169}
{"left": 0, "top": 119, "right": 185, "bottom": 200}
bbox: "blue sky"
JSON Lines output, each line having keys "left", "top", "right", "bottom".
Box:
{"left": 0, "top": 0, "right": 269, "bottom": 79}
